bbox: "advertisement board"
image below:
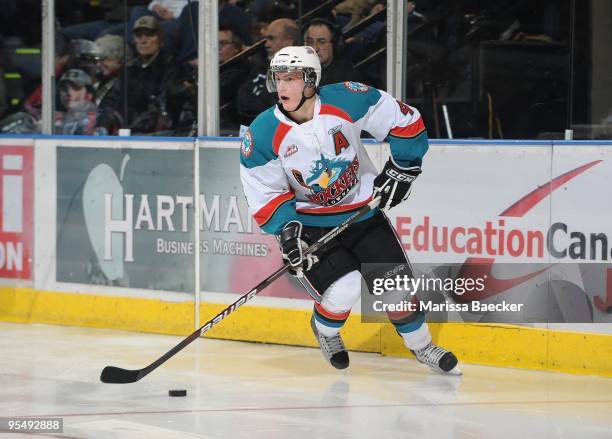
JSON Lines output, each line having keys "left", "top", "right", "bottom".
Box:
{"left": 55, "top": 144, "right": 303, "bottom": 298}
{"left": 382, "top": 143, "right": 612, "bottom": 324}
{"left": 53, "top": 140, "right": 612, "bottom": 324}
{"left": 0, "top": 145, "right": 33, "bottom": 280}
{"left": 56, "top": 147, "right": 195, "bottom": 292}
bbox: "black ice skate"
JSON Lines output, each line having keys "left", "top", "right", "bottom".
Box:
{"left": 310, "top": 316, "right": 349, "bottom": 369}
{"left": 411, "top": 343, "right": 462, "bottom": 375}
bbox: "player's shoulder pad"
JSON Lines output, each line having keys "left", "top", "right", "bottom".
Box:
{"left": 319, "top": 82, "right": 382, "bottom": 122}
{"left": 240, "top": 106, "right": 281, "bottom": 168}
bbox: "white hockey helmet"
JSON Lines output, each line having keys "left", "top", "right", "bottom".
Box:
{"left": 266, "top": 46, "right": 322, "bottom": 93}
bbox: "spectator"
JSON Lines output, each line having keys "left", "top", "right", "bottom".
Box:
{"left": 93, "top": 34, "right": 127, "bottom": 133}
{"left": 219, "top": 26, "right": 244, "bottom": 64}
{"left": 236, "top": 18, "right": 299, "bottom": 125}
{"left": 68, "top": 39, "right": 104, "bottom": 80}
{"left": 56, "top": 69, "right": 107, "bottom": 135}
{"left": 263, "top": 18, "right": 299, "bottom": 60}
{"left": 303, "top": 18, "right": 364, "bottom": 86}
{"left": 123, "top": 0, "right": 186, "bottom": 53}
{"left": 218, "top": 25, "right": 249, "bottom": 132}
{"left": 126, "top": 16, "right": 175, "bottom": 134}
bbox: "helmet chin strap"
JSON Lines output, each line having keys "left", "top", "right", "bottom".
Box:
{"left": 278, "top": 86, "right": 317, "bottom": 119}
{"left": 288, "top": 88, "right": 316, "bottom": 113}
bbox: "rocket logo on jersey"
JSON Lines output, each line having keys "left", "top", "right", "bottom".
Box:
{"left": 343, "top": 81, "right": 369, "bottom": 93}
{"left": 240, "top": 129, "right": 254, "bottom": 158}
{"left": 292, "top": 154, "right": 360, "bottom": 206}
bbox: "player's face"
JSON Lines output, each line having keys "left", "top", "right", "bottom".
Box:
{"left": 275, "top": 72, "right": 308, "bottom": 111}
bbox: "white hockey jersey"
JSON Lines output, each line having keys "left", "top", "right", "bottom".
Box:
{"left": 239, "top": 82, "right": 429, "bottom": 235}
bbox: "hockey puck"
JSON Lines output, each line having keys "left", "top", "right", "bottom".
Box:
{"left": 169, "top": 389, "right": 187, "bottom": 397}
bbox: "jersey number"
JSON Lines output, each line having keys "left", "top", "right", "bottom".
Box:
{"left": 333, "top": 130, "right": 350, "bottom": 155}
{"left": 396, "top": 100, "right": 414, "bottom": 116}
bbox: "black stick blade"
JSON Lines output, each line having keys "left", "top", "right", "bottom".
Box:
{"left": 100, "top": 366, "right": 141, "bottom": 384}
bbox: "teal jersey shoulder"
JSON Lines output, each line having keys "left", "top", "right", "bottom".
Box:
{"left": 319, "top": 82, "right": 381, "bottom": 122}
{"left": 240, "top": 106, "right": 280, "bottom": 168}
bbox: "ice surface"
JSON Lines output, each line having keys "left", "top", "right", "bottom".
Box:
{"left": 1, "top": 322, "right": 611, "bottom": 438}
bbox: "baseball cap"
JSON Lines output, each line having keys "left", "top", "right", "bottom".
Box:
{"left": 60, "top": 69, "right": 93, "bottom": 88}
{"left": 133, "top": 16, "right": 160, "bottom": 32}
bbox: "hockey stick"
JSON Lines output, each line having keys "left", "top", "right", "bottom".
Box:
{"left": 100, "top": 197, "right": 380, "bottom": 384}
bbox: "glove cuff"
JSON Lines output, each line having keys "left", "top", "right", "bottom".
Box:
{"left": 389, "top": 157, "right": 422, "bottom": 176}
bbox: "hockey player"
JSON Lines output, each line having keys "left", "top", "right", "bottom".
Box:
{"left": 239, "top": 46, "right": 460, "bottom": 375}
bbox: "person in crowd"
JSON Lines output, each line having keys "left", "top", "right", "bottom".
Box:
{"left": 303, "top": 18, "right": 364, "bottom": 86}
{"left": 68, "top": 39, "right": 104, "bottom": 80}
{"left": 56, "top": 68, "right": 108, "bottom": 135}
{"left": 218, "top": 25, "right": 250, "bottom": 132}
{"left": 236, "top": 18, "right": 299, "bottom": 125}
{"left": 93, "top": 34, "right": 128, "bottom": 133}
{"left": 123, "top": 0, "right": 187, "bottom": 53}
{"left": 219, "top": 25, "right": 244, "bottom": 64}
{"left": 125, "top": 16, "right": 175, "bottom": 134}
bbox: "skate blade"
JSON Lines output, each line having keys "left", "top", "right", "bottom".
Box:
{"left": 419, "top": 361, "right": 463, "bottom": 376}
{"left": 433, "top": 365, "right": 463, "bottom": 376}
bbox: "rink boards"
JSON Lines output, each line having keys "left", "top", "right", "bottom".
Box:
{"left": 0, "top": 136, "right": 611, "bottom": 377}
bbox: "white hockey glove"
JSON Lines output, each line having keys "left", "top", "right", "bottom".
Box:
{"left": 373, "top": 159, "right": 422, "bottom": 210}
{"left": 279, "top": 221, "right": 319, "bottom": 278}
